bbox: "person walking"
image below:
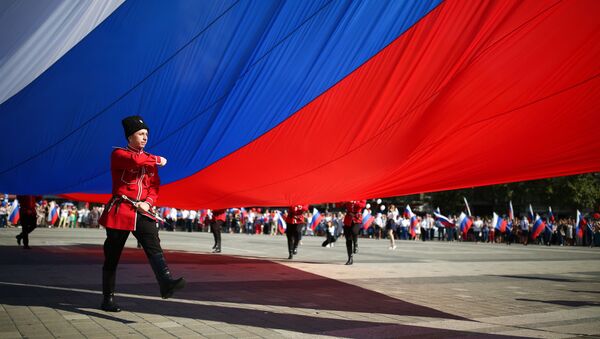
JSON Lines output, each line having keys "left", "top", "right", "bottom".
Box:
{"left": 386, "top": 205, "right": 398, "bottom": 250}
{"left": 285, "top": 204, "right": 308, "bottom": 259}
{"left": 343, "top": 200, "right": 366, "bottom": 265}
{"left": 15, "top": 195, "right": 40, "bottom": 249}
{"left": 211, "top": 209, "right": 226, "bottom": 253}
{"left": 98, "top": 115, "right": 185, "bottom": 312}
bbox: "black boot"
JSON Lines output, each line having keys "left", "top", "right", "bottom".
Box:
{"left": 345, "top": 241, "right": 354, "bottom": 265}
{"left": 101, "top": 270, "right": 121, "bottom": 312}
{"left": 353, "top": 243, "right": 359, "bottom": 254}
{"left": 16, "top": 234, "right": 22, "bottom": 246}
{"left": 148, "top": 252, "right": 186, "bottom": 299}
{"left": 213, "top": 240, "right": 221, "bottom": 253}
{"left": 288, "top": 251, "right": 293, "bottom": 259}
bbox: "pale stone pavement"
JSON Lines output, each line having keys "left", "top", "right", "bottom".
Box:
{"left": 1, "top": 228, "right": 599, "bottom": 338}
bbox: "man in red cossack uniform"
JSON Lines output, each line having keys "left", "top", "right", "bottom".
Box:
{"left": 343, "top": 200, "right": 366, "bottom": 265}
{"left": 98, "top": 115, "right": 185, "bottom": 312}
{"left": 15, "top": 195, "right": 41, "bottom": 249}
{"left": 286, "top": 204, "right": 308, "bottom": 259}
{"left": 211, "top": 209, "right": 227, "bottom": 253}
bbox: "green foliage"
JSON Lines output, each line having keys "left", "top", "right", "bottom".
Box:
{"left": 425, "top": 173, "right": 600, "bottom": 215}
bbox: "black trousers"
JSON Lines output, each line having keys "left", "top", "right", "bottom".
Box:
{"left": 322, "top": 232, "right": 337, "bottom": 247}
{"left": 286, "top": 223, "right": 302, "bottom": 253}
{"left": 18, "top": 213, "right": 37, "bottom": 247}
{"left": 344, "top": 223, "right": 360, "bottom": 256}
{"left": 211, "top": 220, "right": 223, "bottom": 244}
{"left": 103, "top": 214, "right": 162, "bottom": 272}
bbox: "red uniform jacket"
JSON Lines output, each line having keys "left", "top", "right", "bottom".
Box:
{"left": 99, "top": 146, "right": 161, "bottom": 230}
{"left": 213, "top": 209, "right": 227, "bottom": 222}
{"left": 286, "top": 205, "right": 308, "bottom": 225}
{"left": 343, "top": 200, "right": 366, "bottom": 227}
{"left": 16, "top": 195, "right": 39, "bottom": 218}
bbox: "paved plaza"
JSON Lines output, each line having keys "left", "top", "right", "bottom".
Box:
{"left": 1, "top": 227, "right": 599, "bottom": 338}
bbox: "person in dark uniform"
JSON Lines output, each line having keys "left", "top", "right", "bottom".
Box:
{"left": 211, "top": 209, "right": 226, "bottom": 253}
{"left": 286, "top": 204, "right": 308, "bottom": 259}
{"left": 15, "top": 195, "right": 41, "bottom": 249}
{"left": 98, "top": 115, "right": 185, "bottom": 312}
{"left": 343, "top": 200, "right": 366, "bottom": 265}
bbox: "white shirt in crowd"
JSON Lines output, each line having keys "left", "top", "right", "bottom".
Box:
{"left": 169, "top": 208, "right": 178, "bottom": 220}
{"left": 520, "top": 218, "right": 530, "bottom": 231}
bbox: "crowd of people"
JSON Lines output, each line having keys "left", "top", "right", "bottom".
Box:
{"left": 2, "top": 197, "right": 599, "bottom": 248}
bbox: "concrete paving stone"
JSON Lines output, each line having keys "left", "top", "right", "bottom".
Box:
{"left": 154, "top": 321, "right": 183, "bottom": 329}
{"left": 203, "top": 334, "right": 235, "bottom": 339}
{"left": 494, "top": 328, "right": 574, "bottom": 339}
{"left": 20, "top": 330, "right": 53, "bottom": 337}
{"left": 543, "top": 322, "right": 600, "bottom": 336}
{"left": 49, "top": 329, "right": 84, "bottom": 337}
{"left": 102, "top": 334, "right": 147, "bottom": 339}
{"left": 164, "top": 328, "right": 205, "bottom": 337}
{"left": 45, "top": 321, "right": 77, "bottom": 327}
{"left": 85, "top": 335, "right": 117, "bottom": 339}
{"left": 54, "top": 335, "right": 89, "bottom": 339}
{"left": 104, "top": 329, "right": 143, "bottom": 337}
{"left": 0, "top": 331, "right": 22, "bottom": 339}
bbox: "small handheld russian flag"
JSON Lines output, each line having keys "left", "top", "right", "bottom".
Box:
{"left": 309, "top": 208, "right": 324, "bottom": 231}
{"left": 48, "top": 202, "right": 59, "bottom": 225}
{"left": 433, "top": 208, "right": 454, "bottom": 228}
{"left": 8, "top": 199, "right": 19, "bottom": 225}
{"left": 528, "top": 204, "right": 535, "bottom": 222}
{"left": 458, "top": 212, "right": 472, "bottom": 236}
{"left": 464, "top": 197, "right": 472, "bottom": 216}
{"left": 362, "top": 209, "right": 375, "bottom": 230}
{"left": 530, "top": 214, "right": 546, "bottom": 240}
{"left": 275, "top": 210, "right": 287, "bottom": 234}
{"left": 405, "top": 205, "right": 418, "bottom": 238}
{"left": 492, "top": 212, "right": 507, "bottom": 233}
{"left": 548, "top": 206, "right": 555, "bottom": 223}
{"left": 575, "top": 210, "right": 585, "bottom": 239}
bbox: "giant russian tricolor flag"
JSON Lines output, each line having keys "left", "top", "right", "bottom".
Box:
{"left": 1, "top": 0, "right": 599, "bottom": 209}
{"left": 309, "top": 207, "right": 324, "bottom": 231}
{"left": 8, "top": 199, "right": 19, "bottom": 225}
{"left": 492, "top": 212, "right": 507, "bottom": 233}
{"left": 530, "top": 214, "right": 546, "bottom": 240}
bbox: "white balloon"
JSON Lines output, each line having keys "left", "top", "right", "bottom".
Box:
{"left": 376, "top": 199, "right": 382, "bottom": 204}
{"left": 366, "top": 203, "right": 371, "bottom": 209}
{"left": 380, "top": 205, "right": 386, "bottom": 211}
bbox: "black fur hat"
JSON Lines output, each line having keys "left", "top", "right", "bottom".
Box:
{"left": 122, "top": 115, "right": 149, "bottom": 139}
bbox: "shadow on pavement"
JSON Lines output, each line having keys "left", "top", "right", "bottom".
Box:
{"left": 0, "top": 245, "right": 524, "bottom": 337}
{"left": 497, "top": 274, "right": 579, "bottom": 283}
{"left": 516, "top": 298, "right": 600, "bottom": 308}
